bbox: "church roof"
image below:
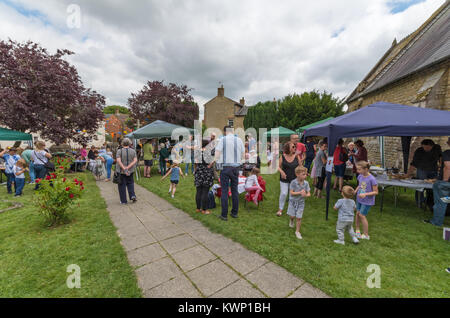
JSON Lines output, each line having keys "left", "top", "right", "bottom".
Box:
{"left": 347, "top": 1, "right": 450, "bottom": 103}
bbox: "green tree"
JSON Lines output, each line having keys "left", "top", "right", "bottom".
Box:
{"left": 278, "top": 91, "right": 345, "bottom": 131}
{"left": 103, "top": 105, "right": 130, "bottom": 115}
{"left": 244, "top": 100, "right": 279, "bottom": 137}
{"left": 245, "top": 90, "right": 344, "bottom": 134}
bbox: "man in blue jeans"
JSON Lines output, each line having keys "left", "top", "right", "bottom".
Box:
{"left": 210, "top": 126, "right": 245, "bottom": 221}
{"left": 424, "top": 137, "right": 450, "bottom": 227}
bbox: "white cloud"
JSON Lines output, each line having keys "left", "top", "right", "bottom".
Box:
{"left": 0, "top": 0, "right": 445, "bottom": 120}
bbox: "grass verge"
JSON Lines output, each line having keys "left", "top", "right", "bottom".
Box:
{"left": 0, "top": 173, "right": 141, "bottom": 297}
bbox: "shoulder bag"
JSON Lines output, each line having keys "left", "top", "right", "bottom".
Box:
{"left": 34, "top": 151, "right": 55, "bottom": 172}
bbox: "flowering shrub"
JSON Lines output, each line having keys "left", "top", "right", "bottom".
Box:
{"left": 34, "top": 173, "right": 84, "bottom": 226}
{"left": 53, "top": 156, "right": 73, "bottom": 173}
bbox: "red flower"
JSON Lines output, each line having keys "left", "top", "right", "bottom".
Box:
{"left": 59, "top": 166, "right": 64, "bottom": 169}
{"left": 65, "top": 187, "right": 71, "bottom": 191}
{"left": 51, "top": 173, "right": 56, "bottom": 179}
{"left": 69, "top": 193, "right": 74, "bottom": 199}
{"left": 63, "top": 177, "right": 66, "bottom": 182}
{"left": 35, "top": 178, "right": 41, "bottom": 183}
{"left": 81, "top": 186, "right": 84, "bottom": 190}
{"left": 45, "top": 175, "right": 51, "bottom": 180}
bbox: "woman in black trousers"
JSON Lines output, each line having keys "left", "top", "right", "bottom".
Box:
{"left": 194, "top": 139, "right": 215, "bottom": 215}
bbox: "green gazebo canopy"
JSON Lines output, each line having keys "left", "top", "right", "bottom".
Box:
{"left": 263, "top": 126, "right": 296, "bottom": 138}
{"left": 297, "top": 117, "right": 334, "bottom": 134}
{"left": 125, "top": 120, "right": 195, "bottom": 139}
{"left": 0, "top": 127, "right": 32, "bottom": 141}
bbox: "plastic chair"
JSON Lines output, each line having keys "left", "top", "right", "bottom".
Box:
{"left": 244, "top": 176, "right": 266, "bottom": 209}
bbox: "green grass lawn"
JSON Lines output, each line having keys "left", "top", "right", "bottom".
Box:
{"left": 0, "top": 173, "right": 141, "bottom": 297}
{"left": 137, "top": 165, "right": 450, "bottom": 298}
{"left": 0, "top": 200, "right": 14, "bottom": 210}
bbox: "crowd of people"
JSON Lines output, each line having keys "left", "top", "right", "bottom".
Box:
{"left": 0, "top": 141, "right": 52, "bottom": 196}
{"left": 1, "top": 131, "right": 448, "bottom": 247}
{"left": 107, "top": 129, "right": 380, "bottom": 243}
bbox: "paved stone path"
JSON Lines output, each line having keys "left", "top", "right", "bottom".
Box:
{"left": 97, "top": 181, "right": 330, "bottom": 298}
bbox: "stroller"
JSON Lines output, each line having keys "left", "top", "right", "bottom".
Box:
{"left": 92, "top": 158, "right": 107, "bottom": 180}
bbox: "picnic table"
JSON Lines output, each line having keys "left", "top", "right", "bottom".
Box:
{"left": 73, "top": 160, "right": 87, "bottom": 172}
{"left": 376, "top": 177, "right": 433, "bottom": 214}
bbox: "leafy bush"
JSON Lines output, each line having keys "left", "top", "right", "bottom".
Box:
{"left": 34, "top": 172, "right": 84, "bottom": 226}
{"left": 53, "top": 156, "right": 73, "bottom": 173}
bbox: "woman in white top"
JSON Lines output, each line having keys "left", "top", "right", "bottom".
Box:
{"left": 245, "top": 167, "right": 263, "bottom": 206}
{"left": 31, "top": 141, "right": 52, "bottom": 190}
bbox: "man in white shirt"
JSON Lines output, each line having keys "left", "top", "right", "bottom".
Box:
{"left": 211, "top": 126, "right": 245, "bottom": 220}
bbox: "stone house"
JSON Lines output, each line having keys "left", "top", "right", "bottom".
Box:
{"left": 346, "top": 0, "right": 450, "bottom": 169}
{"left": 105, "top": 108, "right": 131, "bottom": 141}
{"left": 203, "top": 85, "right": 248, "bottom": 131}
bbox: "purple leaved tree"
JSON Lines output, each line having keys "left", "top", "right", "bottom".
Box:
{"left": 0, "top": 40, "right": 105, "bottom": 145}
{"left": 128, "top": 80, "right": 199, "bottom": 128}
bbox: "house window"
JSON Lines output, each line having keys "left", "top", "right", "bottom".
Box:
{"left": 228, "top": 119, "right": 234, "bottom": 127}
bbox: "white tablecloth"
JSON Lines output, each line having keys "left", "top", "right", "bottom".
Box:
{"left": 212, "top": 176, "right": 247, "bottom": 195}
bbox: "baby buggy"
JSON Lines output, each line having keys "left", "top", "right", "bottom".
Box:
{"left": 92, "top": 158, "right": 106, "bottom": 180}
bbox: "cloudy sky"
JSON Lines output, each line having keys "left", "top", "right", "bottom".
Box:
{"left": 0, "top": 0, "right": 445, "bottom": 119}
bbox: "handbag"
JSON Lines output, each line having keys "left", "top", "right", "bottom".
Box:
{"left": 113, "top": 149, "right": 123, "bottom": 184}
{"left": 113, "top": 171, "right": 121, "bottom": 184}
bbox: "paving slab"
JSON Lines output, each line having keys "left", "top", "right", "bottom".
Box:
{"left": 172, "top": 245, "right": 217, "bottom": 272}
{"left": 120, "top": 232, "right": 157, "bottom": 251}
{"left": 150, "top": 224, "right": 185, "bottom": 241}
{"left": 127, "top": 243, "right": 167, "bottom": 267}
{"left": 202, "top": 236, "right": 243, "bottom": 257}
{"left": 210, "top": 279, "right": 266, "bottom": 298}
{"left": 135, "top": 257, "right": 183, "bottom": 291}
{"left": 288, "top": 283, "right": 331, "bottom": 298}
{"left": 221, "top": 248, "right": 269, "bottom": 276}
{"left": 160, "top": 234, "right": 198, "bottom": 254}
{"left": 188, "top": 228, "right": 218, "bottom": 242}
{"left": 165, "top": 211, "right": 196, "bottom": 225}
{"left": 246, "top": 262, "right": 304, "bottom": 298}
{"left": 117, "top": 226, "right": 150, "bottom": 242}
{"left": 144, "top": 275, "right": 202, "bottom": 298}
{"left": 179, "top": 219, "right": 206, "bottom": 232}
{"left": 187, "top": 259, "right": 240, "bottom": 297}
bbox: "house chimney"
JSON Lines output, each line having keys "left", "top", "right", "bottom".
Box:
{"left": 218, "top": 85, "right": 224, "bottom": 97}
{"left": 240, "top": 97, "right": 245, "bottom": 105}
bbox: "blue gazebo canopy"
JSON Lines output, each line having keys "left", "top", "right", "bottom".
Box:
{"left": 304, "top": 102, "right": 450, "bottom": 154}
{"left": 303, "top": 101, "right": 450, "bottom": 220}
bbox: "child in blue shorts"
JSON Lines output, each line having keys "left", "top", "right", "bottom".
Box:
{"left": 161, "top": 161, "right": 184, "bottom": 198}
{"left": 354, "top": 161, "right": 378, "bottom": 240}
